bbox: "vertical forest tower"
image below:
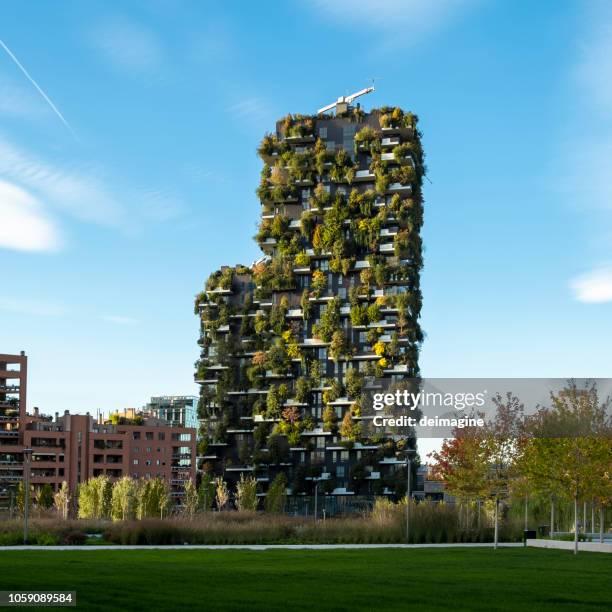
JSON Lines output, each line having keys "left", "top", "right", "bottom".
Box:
{"left": 195, "top": 100, "right": 424, "bottom": 502}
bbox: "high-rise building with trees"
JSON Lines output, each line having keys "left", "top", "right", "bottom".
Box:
{"left": 195, "top": 101, "right": 424, "bottom": 502}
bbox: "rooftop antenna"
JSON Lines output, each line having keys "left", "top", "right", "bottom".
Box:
{"left": 317, "top": 85, "right": 375, "bottom": 116}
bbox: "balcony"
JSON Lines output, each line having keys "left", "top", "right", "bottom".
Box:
{"left": 354, "top": 169, "right": 375, "bottom": 181}
{"left": 387, "top": 182, "right": 411, "bottom": 193}
{"left": 381, "top": 136, "right": 400, "bottom": 147}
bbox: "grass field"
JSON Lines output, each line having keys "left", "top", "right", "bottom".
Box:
{"left": 0, "top": 548, "right": 609, "bottom": 611}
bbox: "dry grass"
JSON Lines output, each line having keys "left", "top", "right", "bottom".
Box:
{"left": 0, "top": 501, "right": 523, "bottom": 545}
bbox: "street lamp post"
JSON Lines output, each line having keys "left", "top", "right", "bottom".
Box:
{"left": 314, "top": 480, "right": 319, "bottom": 521}
{"left": 23, "top": 448, "right": 32, "bottom": 545}
{"left": 404, "top": 448, "right": 416, "bottom": 544}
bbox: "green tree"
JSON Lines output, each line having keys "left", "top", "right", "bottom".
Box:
{"left": 236, "top": 474, "right": 258, "bottom": 512}
{"left": 215, "top": 477, "right": 230, "bottom": 511}
{"left": 184, "top": 479, "right": 199, "bottom": 519}
{"left": 520, "top": 382, "right": 612, "bottom": 553}
{"left": 265, "top": 473, "right": 287, "bottom": 514}
{"left": 198, "top": 474, "right": 215, "bottom": 511}
{"left": 78, "top": 476, "right": 112, "bottom": 519}
{"left": 15, "top": 481, "right": 33, "bottom": 515}
{"left": 110, "top": 476, "right": 137, "bottom": 521}
{"left": 135, "top": 478, "right": 171, "bottom": 519}
{"left": 53, "top": 481, "right": 71, "bottom": 520}
{"left": 36, "top": 483, "right": 54, "bottom": 510}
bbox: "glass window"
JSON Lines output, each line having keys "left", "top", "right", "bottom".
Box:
{"left": 319, "top": 127, "right": 327, "bottom": 138}
{"left": 132, "top": 432, "right": 140, "bottom": 440}
{"left": 145, "top": 432, "right": 154, "bottom": 440}
{"left": 158, "top": 432, "right": 165, "bottom": 441}
{"left": 133, "top": 459, "right": 139, "bottom": 465}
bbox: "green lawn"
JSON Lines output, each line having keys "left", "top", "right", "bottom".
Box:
{"left": 0, "top": 548, "right": 609, "bottom": 611}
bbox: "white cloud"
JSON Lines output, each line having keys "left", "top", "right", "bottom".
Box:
{"left": 227, "top": 97, "right": 270, "bottom": 123}
{"left": 0, "top": 80, "right": 40, "bottom": 117}
{"left": 0, "top": 138, "right": 124, "bottom": 226}
{"left": 307, "top": 0, "right": 479, "bottom": 43}
{"left": 570, "top": 267, "right": 612, "bottom": 303}
{"left": 559, "top": 4, "right": 612, "bottom": 300}
{"left": 0, "top": 296, "right": 67, "bottom": 316}
{"left": 575, "top": 19, "right": 612, "bottom": 118}
{"left": 0, "top": 179, "right": 61, "bottom": 252}
{"left": 91, "top": 17, "right": 164, "bottom": 74}
{"left": 138, "top": 188, "right": 183, "bottom": 221}
{"left": 100, "top": 315, "right": 140, "bottom": 325}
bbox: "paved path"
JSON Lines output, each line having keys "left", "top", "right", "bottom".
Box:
{"left": 0, "top": 543, "right": 524, "bottom": 551}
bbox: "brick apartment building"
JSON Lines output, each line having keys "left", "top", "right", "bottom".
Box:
{"left": 25, "top": 412, "right": 196, "bottom": 501}
{"left": 1, "top": 352, "right": 197, "bottom": 504}
{"left": 0, "top": 352, "right": 27, "bottom": 498}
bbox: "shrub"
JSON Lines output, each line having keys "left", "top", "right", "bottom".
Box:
{"left": 265, "top": 473, "right": 288, "bottom": 514}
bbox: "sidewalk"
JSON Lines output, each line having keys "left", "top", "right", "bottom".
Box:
{"left": 0, "top": 543, "right": 524, "bottom": 551}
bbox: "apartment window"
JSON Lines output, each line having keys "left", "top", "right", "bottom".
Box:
{"left": 341, "top": 450, "right": 350, "bottom": 461}
{"left": 145, "top": 460, "right": 151, "bottom": 466}
{"left": 158, "top": 432, "right": 165, "bottom": 441}
{"left": 156, "top": 459, "right": 160, "bottom": 466}
{"left": 318, "top": 127, "right": 327, "bottom": 138}
{"left": 146, "top": 447, "right": 151, "bottom": 453}
{"left": 316, "top": 437, "right": 325, "bottom": 449}
{"left": 133, "top": 459, "right": 139, "bottom": 465}
{"left": 132, "top": 432, "right": 140, "bottom": 440}
{"left": 133, "top": 447, "right": 139, "bottom": 453}
{"left": 336, "top": 466, "right": 345, "bottom": 477}
{"left": 145, "top": 432, "right": 154, "bottom": 440}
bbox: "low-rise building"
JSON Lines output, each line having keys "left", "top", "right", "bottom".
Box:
{"left": 24, "top": 411, "right": 196, "bottom": 501}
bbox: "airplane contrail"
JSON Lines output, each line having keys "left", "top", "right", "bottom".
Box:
{"left": 0, "top": 38, "right": 78, "bottom": 140}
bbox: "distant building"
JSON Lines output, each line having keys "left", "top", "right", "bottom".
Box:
{"left": 24, "top": 411, "right": 196, "bottom": 502}
{"left": 414, "top": 464, "right": 455, "bottom": 504}
{"left": 146, "top": 396, "right": 198, "bottom": 430}
{"left": 0, "top": 352, "right": 27, "bottom": 503}
{"left": 1, "top": 350, "right": 197, "bottom": 506}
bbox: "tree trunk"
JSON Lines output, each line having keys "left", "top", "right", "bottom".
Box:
{"left": 574, "top": 495, "right": 579, "bottom": 555}
{"left": 550, "top": 496, "right": 555, "bottom": 538}
{"left": 524, "top": 495, "right": 528, "bottom": 530}
{"left": 477, "top": 500, "right": 481, "bottom": 530}
{"left": 591, "top": 503, "right": 595, "bottom": 536}
{"left": 583, "top": 501, "right": 587, "bottom": 534}
{"left": 600, "top": 505, "right": 604, "bottom": 544}
{"left": 494, "top": 498, "right": 499, "bottom": 551}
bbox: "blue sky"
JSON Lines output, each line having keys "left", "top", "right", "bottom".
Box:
{"left": 1, "top": 0, "right": 611, "bottom": 419}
